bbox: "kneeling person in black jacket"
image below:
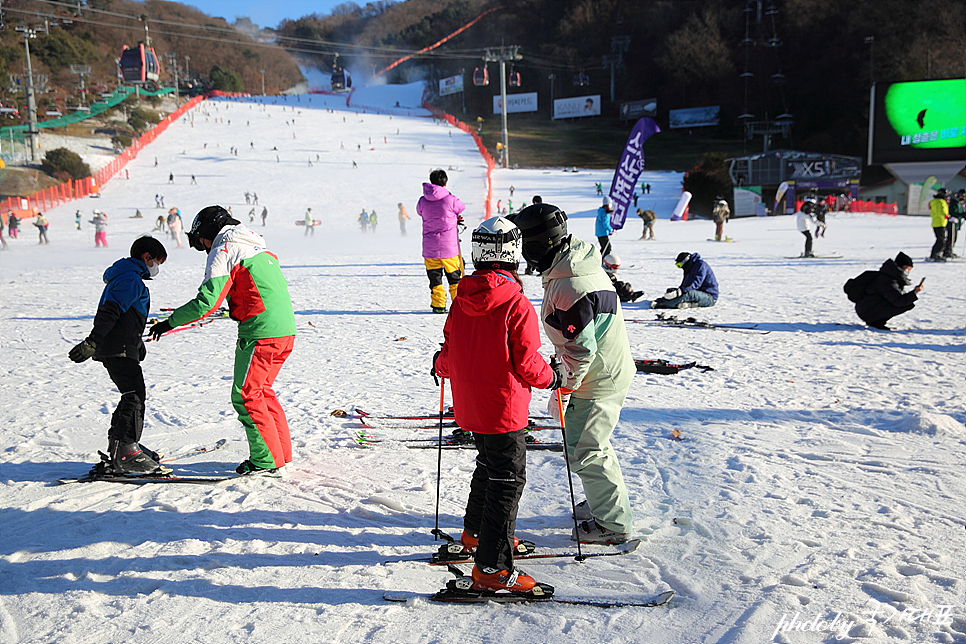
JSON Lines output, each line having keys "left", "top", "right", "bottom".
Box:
{"left": 69, "top": 236, "right": 168, "bottom": 473}
{"left": 855, "top": 252, "right": 924, "bottom": 330}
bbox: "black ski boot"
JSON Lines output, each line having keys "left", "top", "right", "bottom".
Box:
{"left": 110, "top": 440, "right": 163, "bottom": 474}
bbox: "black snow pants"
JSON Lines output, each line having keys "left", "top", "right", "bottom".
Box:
{"left": 101, "top": 357, "right": 146, "bottom": 445}
{"left": 463, "top": 429, "right": 528, "bottom": 572}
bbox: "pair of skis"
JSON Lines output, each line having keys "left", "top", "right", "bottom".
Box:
{"left": 58, "top": 439, "right": 236, "bottom": 484}
{"left": 384, "top": 531, "right": 674, "bottom": 608}
{"left": 635, "top": 359, "right": 714, "bottom": 374}
{"left": 628, "top": 313, "right": 770, "bottom": 334}
{"left": 351, "top": 428, "right": 563, "bottom": 451}
{"left": 334, "top": 408, "right": 564, "bottom": 451}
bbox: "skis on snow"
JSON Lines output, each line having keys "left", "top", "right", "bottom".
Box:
{"left": 384, "top": 564, "right": 674, "bottom": 608}
{"left": 352, "top": 428, "right": 563, "bottom": 451}
{"left": 389, "top": 535, "right": 644, "bottom": 566}
{"left": 628, "top": 313, "right": 770, "bottom": 334}
{"left": 58, "top": 439, "right": 235, "bottom": 484}
{"left": 635, "top": 359, "right": 714, "bottom": 374}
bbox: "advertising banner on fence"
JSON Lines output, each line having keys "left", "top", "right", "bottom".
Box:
{"left": 492, "top": 92, "right": 538, "bottom": 115}
{"left": 553, "top": 95, "right": 601, "bottom": 120}
{"left": 608, "top": 117, "right": 661, "bottom": 230}
{"left": 619, "top": 98, "right": 657, "bottom": 121}
{"left": 439, "top": 74, "right": 464, "bottom": 97}
{"left": 668, "top": 105, "right": 720, "bottom": 129}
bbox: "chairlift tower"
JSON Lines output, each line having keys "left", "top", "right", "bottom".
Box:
{"left": 70, "top": 64, "right": 90, "bottom": 105}
{"left": 21, "top": 27, "right": 39, "bottom": 162}
{"left": 483, "top": 46, "right": 521, "bottom": 169}
{"left": 739, "top": 1, "right": 793, "bottom": 152}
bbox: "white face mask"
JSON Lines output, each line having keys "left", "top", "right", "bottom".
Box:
{"left": 147, "top": 260, "right": 160, "bottom": 278}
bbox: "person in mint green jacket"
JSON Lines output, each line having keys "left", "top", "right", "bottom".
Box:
{"left": 511, "top": 203, "right": 636, "bottom": 545}
{"left": 149, "top": 206, "right": 297, "bottom": 476}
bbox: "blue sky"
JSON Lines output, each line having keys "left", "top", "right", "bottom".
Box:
{"left": 187, "top": 1, "right": 346, "bottom": 29}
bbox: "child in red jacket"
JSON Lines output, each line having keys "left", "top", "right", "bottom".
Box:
{"left": 433, "top": 217, "right": 562, "bottom": 596}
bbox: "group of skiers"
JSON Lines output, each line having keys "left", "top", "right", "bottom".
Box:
{"left": 928, "top": 188, "right": 964, "bottom": 262}
{"left": 430, "top": 198, "right": 637, "bottom": 595}
{"left": 70, "top": 207, "right": 297, "bottom": 478}
{"left": 358, "top": 209, "right": 379, "bottom": 232}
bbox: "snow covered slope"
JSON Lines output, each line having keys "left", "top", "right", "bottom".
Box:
{"left": 1, "top": 86, "right": 965, "bottom": 644}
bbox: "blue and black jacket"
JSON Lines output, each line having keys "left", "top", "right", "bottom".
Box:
{"left": 88, "top": 257, "right": 151, "bottom": 362}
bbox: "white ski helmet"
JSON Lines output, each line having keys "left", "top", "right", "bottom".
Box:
{"left": 472, "top": 216, "right": 522, "bottom": 272}
{"left": 602, "top": 253, "right": 621, "bottom": 274}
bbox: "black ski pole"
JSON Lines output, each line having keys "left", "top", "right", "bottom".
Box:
{"left": 557, "top": 388, "right": 585, "bottom": 562}
{"left": 431, "top": 377, "right": 446, "bottom": 542}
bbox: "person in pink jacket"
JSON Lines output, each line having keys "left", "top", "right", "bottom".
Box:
{"left": 416, "top": 169, "right": 466, "bottom": 313}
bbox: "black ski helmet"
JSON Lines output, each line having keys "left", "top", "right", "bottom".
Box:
{"left": 509, "top": 203, "right": 568, "bottom": 272}
{"left": 188, "top": 205, "right": 240, "bottom": 252}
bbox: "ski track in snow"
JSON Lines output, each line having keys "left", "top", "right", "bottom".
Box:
{"left": 1, "top": 85, "right": 965, "bottom": 644}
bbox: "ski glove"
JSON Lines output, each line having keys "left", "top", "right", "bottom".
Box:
{"left": 431, "top": 350, "right": 442, "bottom": 385}
{"left": 149, "top": 320, "right": 173, "bottom": 341}
{"left": 547, "top": 356, "right": 567, "bottom": 390}
{"left": 548, "top": 391, "right": 570, "bottom": 426}
{"left": 665, "top": 288, "right": 682, "bottom": 299}
{"left": 68, "top": 339, "right": 97, "bottom": 363}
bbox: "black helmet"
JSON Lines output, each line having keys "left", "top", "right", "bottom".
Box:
{"left": 509, "top": 203, "right": 568, "bottom": 272}
{"left": 935, "top": 188, "right": 949, "bottom": 198}
{"left": 188, "top": 205, "right": 240, "bottom": 252}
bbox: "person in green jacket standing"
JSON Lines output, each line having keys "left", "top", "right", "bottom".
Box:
{"left": 149, "top": 206, "right": 297, "bottom": 476}
{"left": 929, "top": 189, "right": 949, "bottom": 262}
{"left": 511, "top": 202, "right": 636, "bottom": 545}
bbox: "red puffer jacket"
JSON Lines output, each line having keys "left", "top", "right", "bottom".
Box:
{"left": 434, "top": 270, "right": 554, "bottom": 434}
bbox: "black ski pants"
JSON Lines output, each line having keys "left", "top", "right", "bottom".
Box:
{"left": 801, "top": 230, "right": 813, "bottom": 256}
{"left": 931, "top": 226, "right": 946, "bottom": 259}
{"left": 101, "top": 357, "right": 146, "bottom": 445}
{"left": 463, "top": 429, "right": 527, "bottom": 572}
{"left": 597, "top": 235, "right": 612, "bottom": 258}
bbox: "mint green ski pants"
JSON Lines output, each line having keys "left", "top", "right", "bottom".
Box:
{"left": 564, "top": 390, "right": 633, "bottom": 534}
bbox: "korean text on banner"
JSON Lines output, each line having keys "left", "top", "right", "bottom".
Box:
{"left": 608, "top": 117, "right": 661, "bottom": 229}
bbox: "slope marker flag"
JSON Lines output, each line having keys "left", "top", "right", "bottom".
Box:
{"left": 608, "top": 117, "right": 660, "bottom": 229}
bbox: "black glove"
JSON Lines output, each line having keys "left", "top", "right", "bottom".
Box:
{"left": 547, "top": 356, "right": 567, "bottom": 390}
{"left": 149, "top": 320, "right": 173, "bottom": 341}
{"left": 456, "top": 216, "right": 465, "bottom": 228}
{"left": 68, "top": 339, "right": 97, "bottom": 363}
{"left": 431, "top": 349, "right": 442, "bottom": 385}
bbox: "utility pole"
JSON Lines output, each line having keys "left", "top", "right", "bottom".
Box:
{"left": 260, "top": 69, "right": 265, "bottom": 96}
{"left": 184, "top": 55, "right": 190, "bottom": 79}
{"left": 548, "top": 74, "right": 555, "bottom": 121}
{"left": 864, "top": 36, "right": 875, "bottom": 86}
{"left": 483, "top": 45, "right": 521, "bottom": 169}
{"left": 22, "top": 27, "right": 39, "bottom": 162}
{"left": 165, "top": 53, "right": 179, "bottom": 100}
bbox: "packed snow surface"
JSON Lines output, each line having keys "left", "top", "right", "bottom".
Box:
{"left": 1, "top": 85, "right": 965, "bottom": 644}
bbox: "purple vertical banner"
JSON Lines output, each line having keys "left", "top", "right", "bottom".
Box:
{"left": 608, "top": 117, "right": 660, "bottom": 229}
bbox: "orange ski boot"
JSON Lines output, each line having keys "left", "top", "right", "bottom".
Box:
{"left": 471, "top": 566, "right": 537, "bottom": 593}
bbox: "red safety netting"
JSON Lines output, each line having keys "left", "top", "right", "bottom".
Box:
{"left": 421, "top": 102, "right": 495, "bottom": 220}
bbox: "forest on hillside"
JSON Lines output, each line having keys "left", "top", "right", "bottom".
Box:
{"left": 278, "top": 0, "right": 966, "bottom": 160}
{"left": 0, "top": 0, "right": 302, "bottom": 100}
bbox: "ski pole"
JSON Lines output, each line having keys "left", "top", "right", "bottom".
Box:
{"left": 557, "top": 388, "right": 585, "bottom": 562}
{"left": 431, "top": 377, "right": 446, "bottom": 542}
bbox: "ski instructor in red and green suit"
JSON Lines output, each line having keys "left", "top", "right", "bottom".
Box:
{"left": 149, "top": 205, "right": 297, "bottom": 476}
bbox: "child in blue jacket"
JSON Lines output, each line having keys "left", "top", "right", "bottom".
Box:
{"left": 69, "top": 236, "right": 168, "bottom": 474}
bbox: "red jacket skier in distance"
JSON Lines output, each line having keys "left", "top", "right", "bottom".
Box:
{"left": 434, "top": 269, "right": 555, "bottom": 434}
